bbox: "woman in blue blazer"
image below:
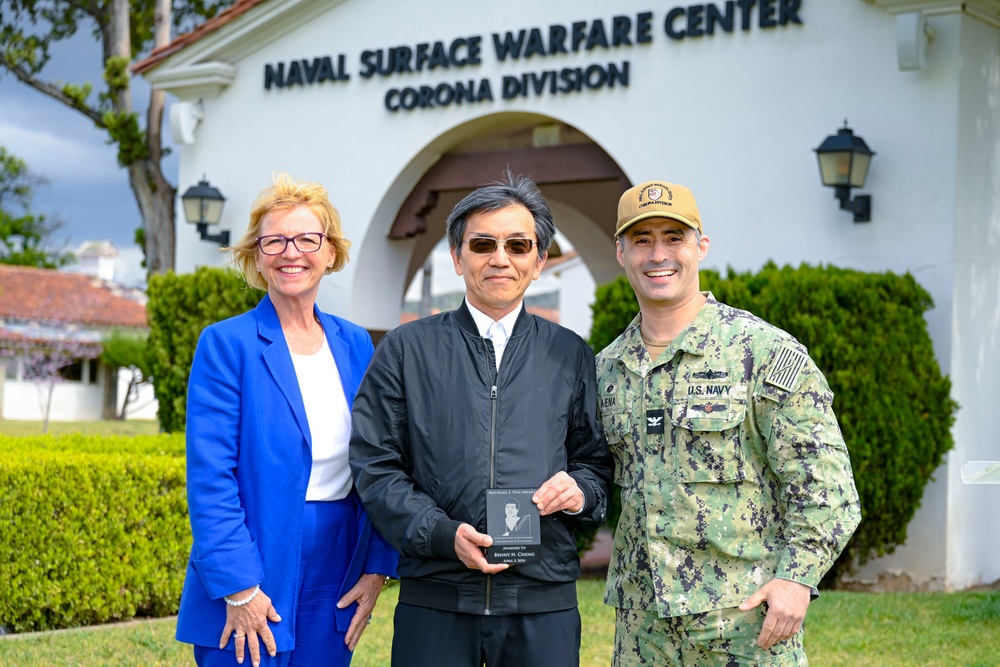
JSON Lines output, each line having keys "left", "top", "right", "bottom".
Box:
{"left": 176, "top": 174, "right": 398, "bottom": 667}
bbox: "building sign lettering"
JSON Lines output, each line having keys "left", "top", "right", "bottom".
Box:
{"left": 263, "top": 1, "right": 803, "bottom": 112}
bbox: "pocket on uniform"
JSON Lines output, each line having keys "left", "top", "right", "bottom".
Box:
{"left": 601, "top": 409, "right": 630, "bottom": 447}
{"left": 600, "top": 408, "right": 633, "bottom": 486}
{"left": 671, "top": 385, "right": 748, "bottom": 483}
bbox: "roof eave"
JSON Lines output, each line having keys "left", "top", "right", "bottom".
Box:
{"left": 863, "top": 0, "right": 1000, "bottom": 27}
{"left": 135, "top": 0, "right": 345, "bottom": 100}
{"left": 143, "top": 61, "right": 238, "bottom": 100}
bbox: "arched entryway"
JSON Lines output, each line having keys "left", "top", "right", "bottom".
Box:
{"left": 351, "top": 112, "right": 630, "bottom": 338}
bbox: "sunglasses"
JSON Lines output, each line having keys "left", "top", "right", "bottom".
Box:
{"left": 256, "top": 232, "right": 326, "bottom": 255}
{"left": 463, "top": 237, "right": 536, "bottom": 255}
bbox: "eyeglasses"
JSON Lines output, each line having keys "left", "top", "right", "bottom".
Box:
{"left": 463, "top": 237, "right": 536, "bottom": 255}
{"left": 256, "top": 232, "right": 326, "bottom": 255}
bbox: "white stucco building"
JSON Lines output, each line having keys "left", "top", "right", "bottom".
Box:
{"left": 0, "top": 264, "right": 157, "bottom": 422}
{"left": 541, "top": 250, "right": 597, "bottom": 338}
{"left": 136, "top": 0, "right": 1000, "bottom": 591}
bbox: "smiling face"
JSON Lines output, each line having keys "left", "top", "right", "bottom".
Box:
{"left": 451, "top": 204, "right": 545, "bottom": 320}
{"left": 617, "top": 217, "right": 710, "bottom": 313}
{"left": 256, "top": 205, "right": 335, "bottom": 307}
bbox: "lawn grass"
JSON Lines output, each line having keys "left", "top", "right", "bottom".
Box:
{"left": 0, "top": 419, "right": 160, "bottom": 437}
{"left": 806, "top": 589, "right": 1000, "bottom": 667}
{"left": 1, "top": 583, "right": 997, "bottom": 666}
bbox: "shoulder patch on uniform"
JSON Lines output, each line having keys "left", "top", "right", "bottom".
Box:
{"left": 766, "top": 344, "right": 807, "bottom": 391}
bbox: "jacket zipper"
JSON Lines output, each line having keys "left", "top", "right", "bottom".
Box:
{"left": 489, "top": 384, "right": 498, "bottom": 486}
{"left": 485, "top": 338, "right": 499, "bottom": 615}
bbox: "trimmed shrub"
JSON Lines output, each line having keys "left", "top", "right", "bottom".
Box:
{"left": 2, "top": 433, "right": 185, "bottom": 457}
{"left": 146, "top": 267, "right": 263, "bottom": 433}
{"left": 589, "top": 263, "right": 957, "bottom": 585}
{"left": 0, "top": 434, "right": 188, "bottom": 632}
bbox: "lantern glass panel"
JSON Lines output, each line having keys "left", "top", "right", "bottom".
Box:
{"left": 818, "top": 152, "right": 852, "bottom": 187}
{"left": 203, "top": 199, "right": 225, "bottom": 225}
{"left": 849, "top": 154, "right": 872, "bottom": 188}
{"left": 183, "top": 198, "right": 203, "bottom": 225}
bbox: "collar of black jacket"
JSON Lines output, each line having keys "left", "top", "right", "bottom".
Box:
{"left": 456, "top": 299, "right": 531, "bottom": 338}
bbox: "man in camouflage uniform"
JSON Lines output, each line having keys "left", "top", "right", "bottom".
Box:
{"left": 596, "top": 180, "right": 861, "bottom": 665}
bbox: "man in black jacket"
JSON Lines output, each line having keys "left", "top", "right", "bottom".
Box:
{"left": 350, "top": 173, "right": 612, "bottom": 667}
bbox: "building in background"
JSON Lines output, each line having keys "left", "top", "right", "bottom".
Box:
{"left": 0, "top": 264, "right": 156, "bottom": 421}
{"left": 70, "top": 240, "right": 120, "bottom": 283}
{"left": 135, "top": 0, "right": 999, "bottom": 591}
{"left": 541, "top": 250, "right": 595, "bottom": 340}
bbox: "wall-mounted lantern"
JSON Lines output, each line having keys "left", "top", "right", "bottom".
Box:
{"left": 814, "top": 123, "right": 875, "bottom": 223}
{"left": 181, "top": 178, "right": 229, "bottom": 246}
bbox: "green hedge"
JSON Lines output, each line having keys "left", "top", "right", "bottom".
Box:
{"left": 589, "top": 263, "right": 958, "bottom": 585}
{"left": 147, "top": 267, "right": 263, "bottom": 433}
{"left": 0, "top": 434, "right": 188, "bottom": 633}
{"left": 2, "top": 433, "right": 185, "bottom": 457}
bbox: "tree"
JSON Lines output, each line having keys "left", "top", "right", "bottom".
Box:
{"left": 100, "top": 328, "right": 151, "bottom": 419}
{"left": 146, "top": 266, "right": 263, "bottom": 432}
{"left": 0, "top": 0, "right": 231, "bottom": 276}
{"left": 0, "top": 146, "right": 73, "bottom": 268}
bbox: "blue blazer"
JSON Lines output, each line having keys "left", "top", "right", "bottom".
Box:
{"left": 176, "top": 294, "right": 398, "bottom": 651}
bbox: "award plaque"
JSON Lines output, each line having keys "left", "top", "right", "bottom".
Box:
{"left": 486, "top": 488, "right": 541, "bottom": 565}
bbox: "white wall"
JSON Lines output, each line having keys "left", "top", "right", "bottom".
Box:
{"left": 558, "top": 262, "right": 596, "bottom": 341}
{"left": 859, "top": 11, "right": 1000, "bottom": 593}
{"left": 1, "top": 359, "right": 158, "bottom": 422}
{"left": 175, "top": 1, "right": 960, "bottom": 335}
{"left": 2, "top": 357, "right": 104, "bottom": 421}
{"left": 542, "top": 254, "right": 596, "bottom": 341}
{"left": 946, "top": 13, "right": 1000, "bottom": 590}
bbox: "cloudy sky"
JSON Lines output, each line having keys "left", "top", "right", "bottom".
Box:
{"left": 0, "top": 30, "right": 163, "bottom": 287}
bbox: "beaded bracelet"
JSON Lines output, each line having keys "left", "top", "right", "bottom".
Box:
{"left": 223, "top": 584, "right": 260, "bottom": 607}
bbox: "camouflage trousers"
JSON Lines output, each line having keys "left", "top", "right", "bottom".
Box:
{"left": 613, "top": 605, "right": 807, "bottom": 666}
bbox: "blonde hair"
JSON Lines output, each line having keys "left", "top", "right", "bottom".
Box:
{"left": 231, "top": 173, "right": 351, "bottom": 291}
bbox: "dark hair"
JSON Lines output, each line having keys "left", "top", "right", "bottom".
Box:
{"left": 446, "top": 171, "right": 555, "bottom": 258}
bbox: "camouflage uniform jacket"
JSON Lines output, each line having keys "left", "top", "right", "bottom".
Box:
{"left": 596, "top": 293, "right": 861, "bottom": 618}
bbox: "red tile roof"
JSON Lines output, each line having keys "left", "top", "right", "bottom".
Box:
{"left": 132, "top": 0, "right": 272, "bottom": 74}
{"left": 0, "top": 328, "right": 103, "bottom": 350}
{"left": 0, "top": 265, "right": 147, "bottom": 328}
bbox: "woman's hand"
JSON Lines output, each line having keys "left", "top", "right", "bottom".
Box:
{"left": 336, "top": 573, "right": 386, "bottom": 651}
{"left": 219, "top": 587, "right": 282, "bottom": 665}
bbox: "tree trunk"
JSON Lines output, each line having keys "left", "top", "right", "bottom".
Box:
{"left": 130, "top": 160, "right": 176, "bottom": 275}
{"left": 139, "top": 0, "right": 176, "bottom": 276}
{"left": 0, "top": 0, "right": 181, "bottom": 275}
{"left": 103, "top": 0, "right": 176, "bottom": 276}
{"left": 41, "top": 382, "right": 54, "bottom": 434}
{"left": 119, "top": 374, "right": 141, "bottom": 420}
{"left": 102, "top": 364, "right": 119, "bottom": 420}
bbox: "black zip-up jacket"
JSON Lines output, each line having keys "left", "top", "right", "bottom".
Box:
{"left": 350, "top": 303, "right": 612, "bottom": 615}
